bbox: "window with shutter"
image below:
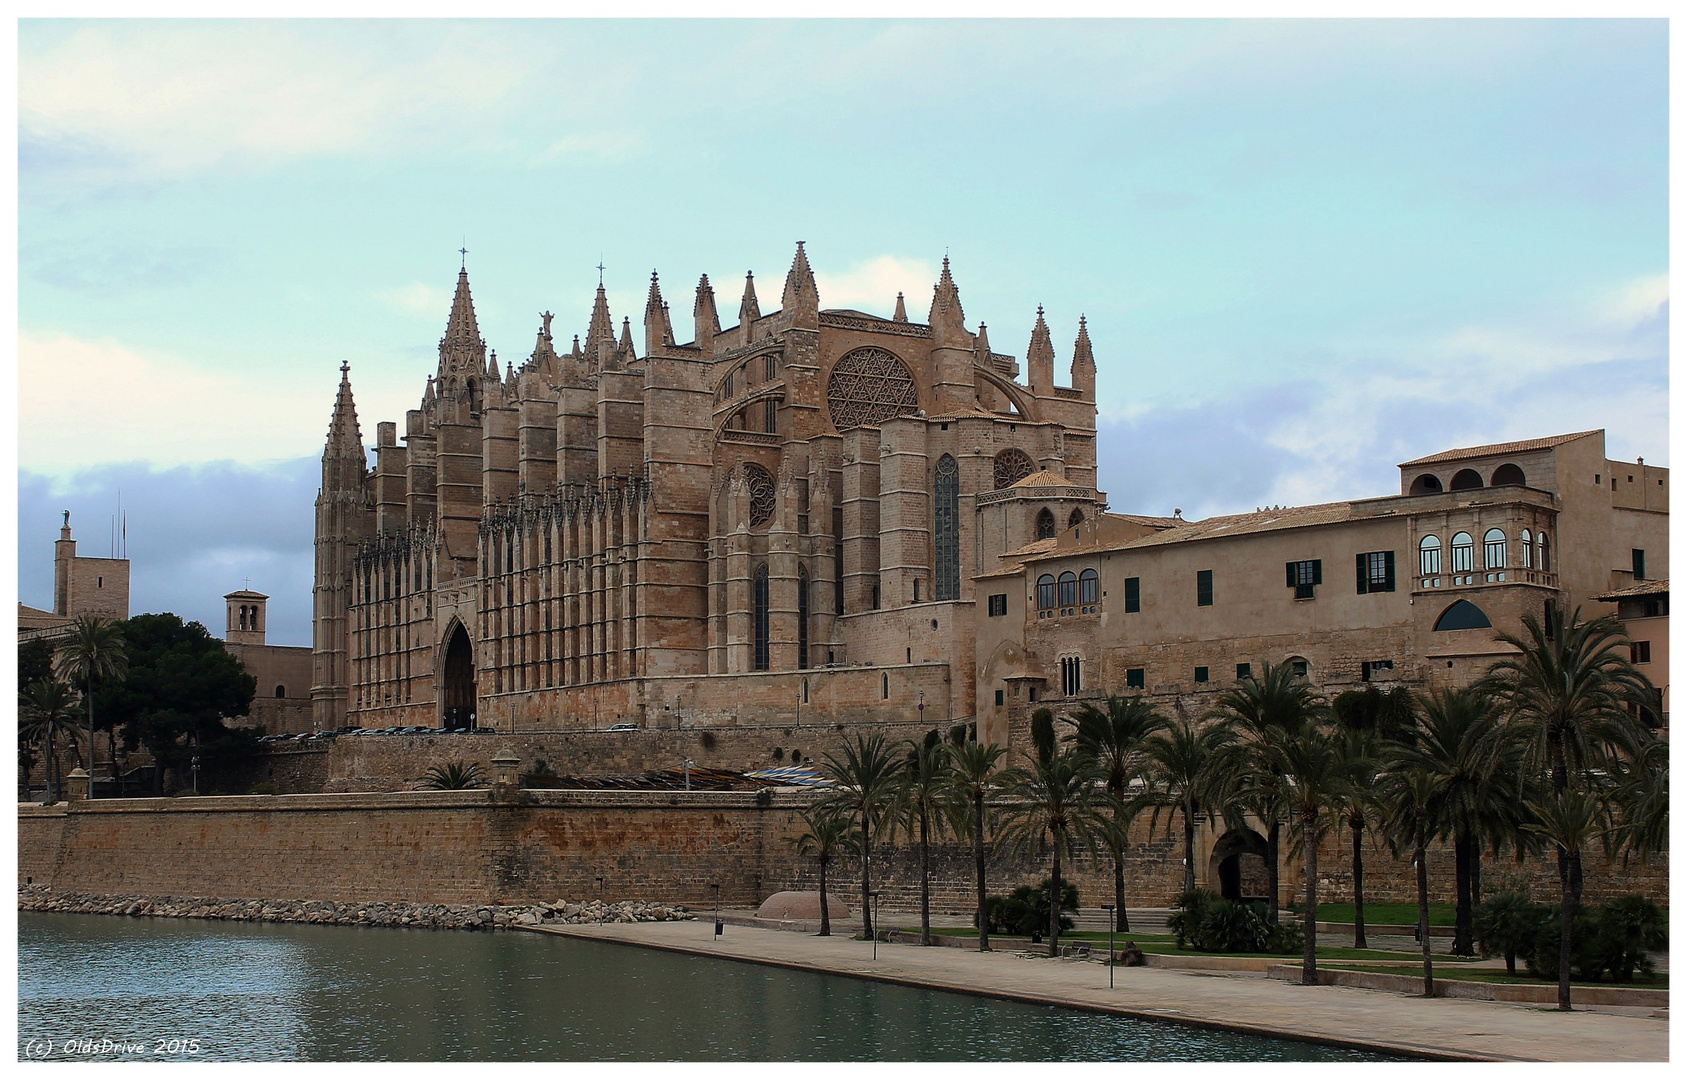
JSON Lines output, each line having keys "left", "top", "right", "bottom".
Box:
{"left": 1357, "top": 551, "right": 1395, "bottom": 593}
{"left": 1196, "top": 570, "right": 1213, "bottom": 607}
{"left": 1124, "top": 576, "right": 1140, "bottom": 613}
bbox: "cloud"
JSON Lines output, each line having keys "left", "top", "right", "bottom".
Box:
{"left": 528, "top": 132, "right": 644, "bottom": 166}
{"left": 814, "top": 255, "right": 936, "bottom": 316}
{"left": 19, "top": 21, "right": 536, "bottom": 184}
{"left": 378, "top": 282, "right": 451, "bottom": 315}
{"left": 18, "top": 458, "right": 319, "bottom": 647}
{"left": 17, "top": 332, "right": 333, "bottom": 472}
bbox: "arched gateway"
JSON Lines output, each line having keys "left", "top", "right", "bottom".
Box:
{"left": 441, "top": 624, "right": 476, "bottom": 730}
{"left": 1208, "top": 828, "right": 1270, "bottom": 902}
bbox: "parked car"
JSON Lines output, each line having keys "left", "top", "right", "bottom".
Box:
{"left": 604, "top": 722, "right": 638, "bottom": 732}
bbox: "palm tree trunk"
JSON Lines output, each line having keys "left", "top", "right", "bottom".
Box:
{"left": 1048, "top": 836, "right": 1061, "bottom": 958}
{"left": 1301, "top": 818, "right": 1318, "bottom": 985}
{"left": 860, "top": 810, "right": 873, "bottom": 940}
{"left": 1266, "top": 815, "right": 1281, "bottom": 925}
{"left": 1470, "top": 843, "right": 1482, "bottom": 907}
{"left": 1182, "top": 805, "right": 1196, "bottom": 894}
{"left": 1351, "top": 817, "right": 1366, "bottom": 949}
{"left": 46, "top": 721, "right": 57, "bottom": 803}
{"left": 1416, "top": 829, "right": 1433, "bottom": 997}
{"left": 975, "top": 789, "right": 990, "bottom": 952}
{"left": 818, "top": 856, "right": 831, "bottom": 937}
{"left": 1113, "top": 844, "right": 1129, "bottom": 933}
{"left": 1556, "top": 844, "right": 1575, "bottom": 1011}
{"left": 1453, "top": 830, "right": 1474, "bottom": 957}
{"left": 919, "top": 806, "right": 931, "bottom": 946}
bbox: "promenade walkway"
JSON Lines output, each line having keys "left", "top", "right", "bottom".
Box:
{"left": 523, "top": 919, "right": 1667, "bottom": 1062}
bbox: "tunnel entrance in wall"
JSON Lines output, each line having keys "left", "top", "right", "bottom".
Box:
{"left": 442, "top": 624, "right": 476, "bottom": 730}
{"left": 1209, "top": 828, "right": 1271, "bottom": 903}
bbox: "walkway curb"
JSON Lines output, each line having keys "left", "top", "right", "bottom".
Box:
{"left": 1266, "top": 964, "right": 1671, "bottom": 1007}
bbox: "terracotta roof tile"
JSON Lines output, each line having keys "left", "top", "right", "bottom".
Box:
{"left": 1011, "top": 470, "right": 1084, "bottom": 488}
{"left": 1593, "top": 579, "right": 1669, "bottom": 601}
{"left": 1399, "top": 430, "right": 1601, "bottom": 468}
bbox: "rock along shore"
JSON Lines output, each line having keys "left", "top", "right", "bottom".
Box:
{"left": 18, "top": 884, "right": 691, "bottom": 931}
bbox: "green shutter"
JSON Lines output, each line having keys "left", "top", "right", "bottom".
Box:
{"left": 1383, "top": 550, "right": 1395, "bottom": 592}
{"left": 1286, "top": 562, "right": 1297, "bottom": 588}
{"left": 1356, "top": 553, "right": 1368, "bottom": 594}
{"left": 1312, "top": 559, "right": 1322, "bottom": 585}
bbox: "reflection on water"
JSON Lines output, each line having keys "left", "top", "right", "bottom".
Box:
{"left": 19, "top": 912, "right": 1400, "bottom": 1062}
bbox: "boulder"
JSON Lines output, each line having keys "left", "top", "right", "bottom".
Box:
{"left": 755, "top": 891, "right": 850, "bottom": 921}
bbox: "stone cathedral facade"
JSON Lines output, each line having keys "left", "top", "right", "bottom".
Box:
{"left": 311, "top": 243, "right": 1104, "bottom": 733}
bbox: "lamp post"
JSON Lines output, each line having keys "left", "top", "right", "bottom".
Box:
{"left": 711, "top": 884, "right": 721, "bottom": 940}
{"left": 870, "top": 891, "right": 881, "bottom": 960}
{"left": 190, "top": 755, "right": 200, "bottom": 796}
{"left": 1103, "top": 904, "right": 1115, "bottom": 988}
{"left": 596, "top": 876, "right": 604, "bottom": 905}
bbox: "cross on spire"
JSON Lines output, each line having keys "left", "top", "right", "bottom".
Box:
{"left": 597, "top": 257, "right": 606, "bottom": 285}
{"left": 244, "top": 577, "right": 252, "bottom": 590}
{"left": 459, "top": 240, "right": 468, "bottom": 269}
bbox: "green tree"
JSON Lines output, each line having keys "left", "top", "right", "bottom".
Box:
{"left": 1398, "top": 686, "right": 1518, "bottom": 956}
{"left": 1474, "top": 884, "right": 1546, "bottom": 976}
{"left": 19, "top": 637, "right": 55, "bottom": 687}
{"left": 1139, "top": 715, "right": 1234, "bottom": 896}
{"left": 994, "top": 721, "right": 1112, "bottom": 957}
{"left": 1071, "top": 694, "right": 1168, "bottom": 933}
{"left": 1606, "top": 725, "right": 1668, "bottom": 867}
{"left": 1328, "top": 726, "right": 1383, "bottom": 948}
{"left": 819, "top": 732, "right": 902, "bottom": 940}
{"left": 423, "top": 761, "right": 483, "bottom": 789}
{"left": 56, "top": 614, "right": 128, "bottom": 782}
{"left": 1523, "top": 787, "right": 1611, "bottom": 1010}
{"left": 1377, "top": 763, "right": 1440, "bottom": 996}
{"left": 889, "top": 731, "right": 955, "bottom": 945}
{"left": 1208, "top": 660, "right": 1326, "bottom": 924}
{"left": 789, "top": 803, "right": 859, "bottom": 938}
{"left": 1272, "top": 721, "right": 1348, "bottom": 985}
{"left": 99, "top": 613, "right": 258, "bottom": 794}
{"left": 19, "top": 678, "right": 80, "bottom": 803}
{"left": 944, "top": 738, "right": 1007, "bottom": 951}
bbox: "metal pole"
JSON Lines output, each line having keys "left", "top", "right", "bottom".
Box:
{"left": 1104, "top": 904, "right": 1115, "bottom": 988}
{"left": 597, "top": 876, "right": 604, "bottom": 905}
{"left": 685, "top": 759, "right": 693, "bottom": 791}
{"left": 711, "top": 884, "right": 721, "bottom": 940}
{"left": 871, "top": 892, "right": 881, "bottom": 960}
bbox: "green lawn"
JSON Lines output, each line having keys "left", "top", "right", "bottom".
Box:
{"left": 906, "top": 927, "right": 1480, "bottom": 963}
{"left": 1322, "top": 963, "right": 1668, "bottom": 989}
{"left": 1305, "top": 902, "right": 1457, "bottom": 927}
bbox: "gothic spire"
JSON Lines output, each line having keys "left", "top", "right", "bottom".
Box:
{"left": 974, "top": 321, "right": 991, "bottom": 358}
{"left": 893, "top": 291, "right": 908, "bottom": 323}
{"left": 438, "top": 266, "right": 487, "bottom": 379}
{"left": 1071, "top": 314, "right": 1096, "bottom": 399}
{"left": 618, "top": 316, "right": 636, "bottom": 363}
{"left": 782, "top": 240, "right": 819, "bottom": 327}
{"left": 928, "top": 255, "right": 967, "bottom": 345}
{"left": 323, "top": 361, "right": 367, "bottom": 488}
{"left": 1027, "top": 304, "right": 1055, "bottom": 390}
{"left": 739, "top": 271, "right": 760, "bottom": 328}
{"left": 585, "top": 281, "right": 616, "bottom": 362}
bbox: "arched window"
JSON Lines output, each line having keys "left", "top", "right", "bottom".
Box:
{"left": 993, "top": 448, "right": 1035, "bottom": 490}
{"left": 275, "top": 685, "right": 286, "bottom": 699}
{"left": 1450, "top": 469, "right": 1483, "bottom": 491}
{"left": 1538, "top": 532, "right": 1550, "bottom": 572}
{"left": 1079, "top": 568, "right": 1099, "bottom": 610}
{"left": 1450, "top": 532, "right": 1475, "bottom": 573}
{"left": 797, "top": 566, "right": 810, "bottom": 669}
{"left": 1037, "top": 574, "right": 1057, "bottom": 615}
{"left": 1409, "top": 473, "right": 1443, "bottom": 495}
{"left": 1035, "top": 508, "right": 1056, "bottom": 540}
{"left": 1519, "top": 529, "right": 1533, "bottom": 569}
{"left": 1419, "top": 534, "right": 1442, "bottom": 575}
{"left": 753, "top": 564, "right": 770, "bottom": 671}
{"left": 1068, "top": 508, "right": 1085, "bottom": 529}
{"left": 934, "top": 455, "right": 960, "bottom": 601}
{"left": 1492, "top": 463, "right": 1526, "bottom": 486}
{"left": 1483, "top": 528, "right": 1507, "bottom": 569}
{"left": 1434, "top": 599, "right": 1492, "bottom": 631}
{"left": 1058, "top": 571, "right": 1078, "bottom": 609}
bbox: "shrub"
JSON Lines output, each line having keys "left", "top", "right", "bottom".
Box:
{"left": 424, "top": 761, "right": 484, "bottom": 790}
{"left": 529, "top": 759, "right": 557, "bottom": 778}
{"left": 1591, "top": 895, "right": 1667, "bottom": 983}
{"left": 1525, "top": 905, "right": 1602, "bottom": 981}
{"left": 771, "top": 747, "right": 784, "bottom": 762}
{"left": 1168, "top": 888, "right": 1289, "bottom": 953}
{"left": 1265, "top": 919, "right": 1304, "bottom": 956}
{"left": 982, "top": 878, "right": 1080, "bottom": 936}
{"left": 1475, "top": 888, "right": 1548, "bottom": 976}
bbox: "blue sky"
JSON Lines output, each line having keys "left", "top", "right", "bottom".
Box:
{"left": 16, "top": 19, "right": 1668, "bottom": 646}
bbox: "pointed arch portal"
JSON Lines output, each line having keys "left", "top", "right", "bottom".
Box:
{"left": 442, "top": 623, "right": 476, "bottom": 729}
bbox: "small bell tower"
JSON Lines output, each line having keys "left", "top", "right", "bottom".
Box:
{"left": 225, "top": 588, "right": 268, "bottom": 646}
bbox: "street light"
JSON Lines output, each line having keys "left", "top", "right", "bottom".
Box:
{"left": 870, "top": 891, "right": 881, "bottom": 960}
{"left": 1103, "top": 904, "right": 1116, "bottom": 988}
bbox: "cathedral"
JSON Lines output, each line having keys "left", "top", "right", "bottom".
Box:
{"left": 311, "top": 243, "right": 1105, "bottom": 733}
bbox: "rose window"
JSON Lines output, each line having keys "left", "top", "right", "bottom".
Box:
{"left": 827, "top": 347, "right": 920, "bottom": 430}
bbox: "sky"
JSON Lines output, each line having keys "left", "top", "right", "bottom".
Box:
{"left": 15, "top": 18, "right": 1669, "bottom": 647}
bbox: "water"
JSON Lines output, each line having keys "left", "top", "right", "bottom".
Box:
{"left": 19, "top": 912, "right": 1401, "bottom": 1062}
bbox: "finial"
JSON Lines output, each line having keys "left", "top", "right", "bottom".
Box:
{"left": 598, "top": 257, "right": 606, "bottom": 285}
{"left": 459, "top": 240, "right": 468, "bottom": 269}
{"left": 340, "top": 360, "right": 350, "bottom": 375}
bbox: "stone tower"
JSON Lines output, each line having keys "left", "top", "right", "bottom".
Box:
{"left": 310, "top": 361, "right": 371, "bottom": 730}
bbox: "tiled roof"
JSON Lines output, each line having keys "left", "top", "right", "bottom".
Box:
{"left": 1399, "top": 430, "right": 1601, "bottom": 468}
{"left": 1593, "top": 579, "right": 1669, "bottom": 601}
{"left": 1017, "top": 501, "right": 1359, "bottom": 563}
{"left": 973, "top": 562, "right": 1028, "bottom": 580}
{"left": 1012, "top": 470, "right": 1084, "bottom": 488}
{"left": 1105, "top": 512, "right": 1183, "bottom": 529}
{"left": 997, "top": 538, "right": 1059, "bottom": 560}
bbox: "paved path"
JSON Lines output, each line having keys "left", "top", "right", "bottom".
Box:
{"left": 521, "top": 920, "right": 1667, "bottom": 1062}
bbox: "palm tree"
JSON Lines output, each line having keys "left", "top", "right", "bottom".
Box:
{"left": 1377, "top": 762, "right": 1440, "bottom": 997}
{"left": 789, "top": 802, "right": 859, "bottom": 937}
{"left": 56, "top": 614, "right": 129, "bottom": 786}
{"left": 994, "top": 716, "right": 1112, "bottom": 957}
{"left": 19, "top": 678, "right": 81, "bottom": 803}
{"left": 1483, "top": 603, "right": 1653, "bottom": 797}
{"left": 1329, "top": 726, "right": 1383, "bottom": 948}
{"left": 1139, "top": 714, "right": 1234, "bottom": 895}
{"left": 1607, "top": 727, "right": 1668, "bottom": 866}
{"left": 1399, "top": 686, "right": 1516, "bottom": 956}
{"left": 1523, "top": 787, "right": 1612, "bottom": 1011}
{"left": 1272, "top": 722, "right": 1348, "bottom": 985}
{"left": 1071, "top": 694, "right": 1168, "bottom": 933}
{"left": 423, "top": 760, "right": 483, "bottom": 789}
{"left": 819, "top": 732, "right": 902, "bottom": 940}
{"left": 890, "top": 732, "right": 954, "bottom": 944}
{"left": 1208, "top": 660, "right": 1325, "bottom": 924}
{"left": 944, "top": 738, "right": 1007, "bottom": 950}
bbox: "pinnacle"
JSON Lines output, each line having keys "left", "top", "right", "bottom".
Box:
{"left": 739, "top": 270, "right": 761, "bottom": 326}
{"left": 325, "top": 361, "right": 365, "bottom": 459}
{"left": 893, "top": 292, "right": 908, "bottom": 323}
{"left": 585, "top": 280, "right": 616, "bottom": 358}
{"left": 782, "top": 240, "right": 817, "bottom": 310}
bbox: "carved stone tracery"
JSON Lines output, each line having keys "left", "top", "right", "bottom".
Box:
{"left": 993, "top": 448, "right": 1035, "bottom": 490}
{"left": 827, "top": 347, "right": 920, "bottom": 430}
{"left": 742, "top": 462, "right": 776, "bottom": 528}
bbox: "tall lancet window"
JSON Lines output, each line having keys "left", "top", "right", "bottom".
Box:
{"left": 934, "top": 454, "right": 961, "bottom": 601}
{"left": 798, "top": 566, "right": 810, "bottom": 669}
{"left": 753, "top": 564, "right": 771, "bottom": 671}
